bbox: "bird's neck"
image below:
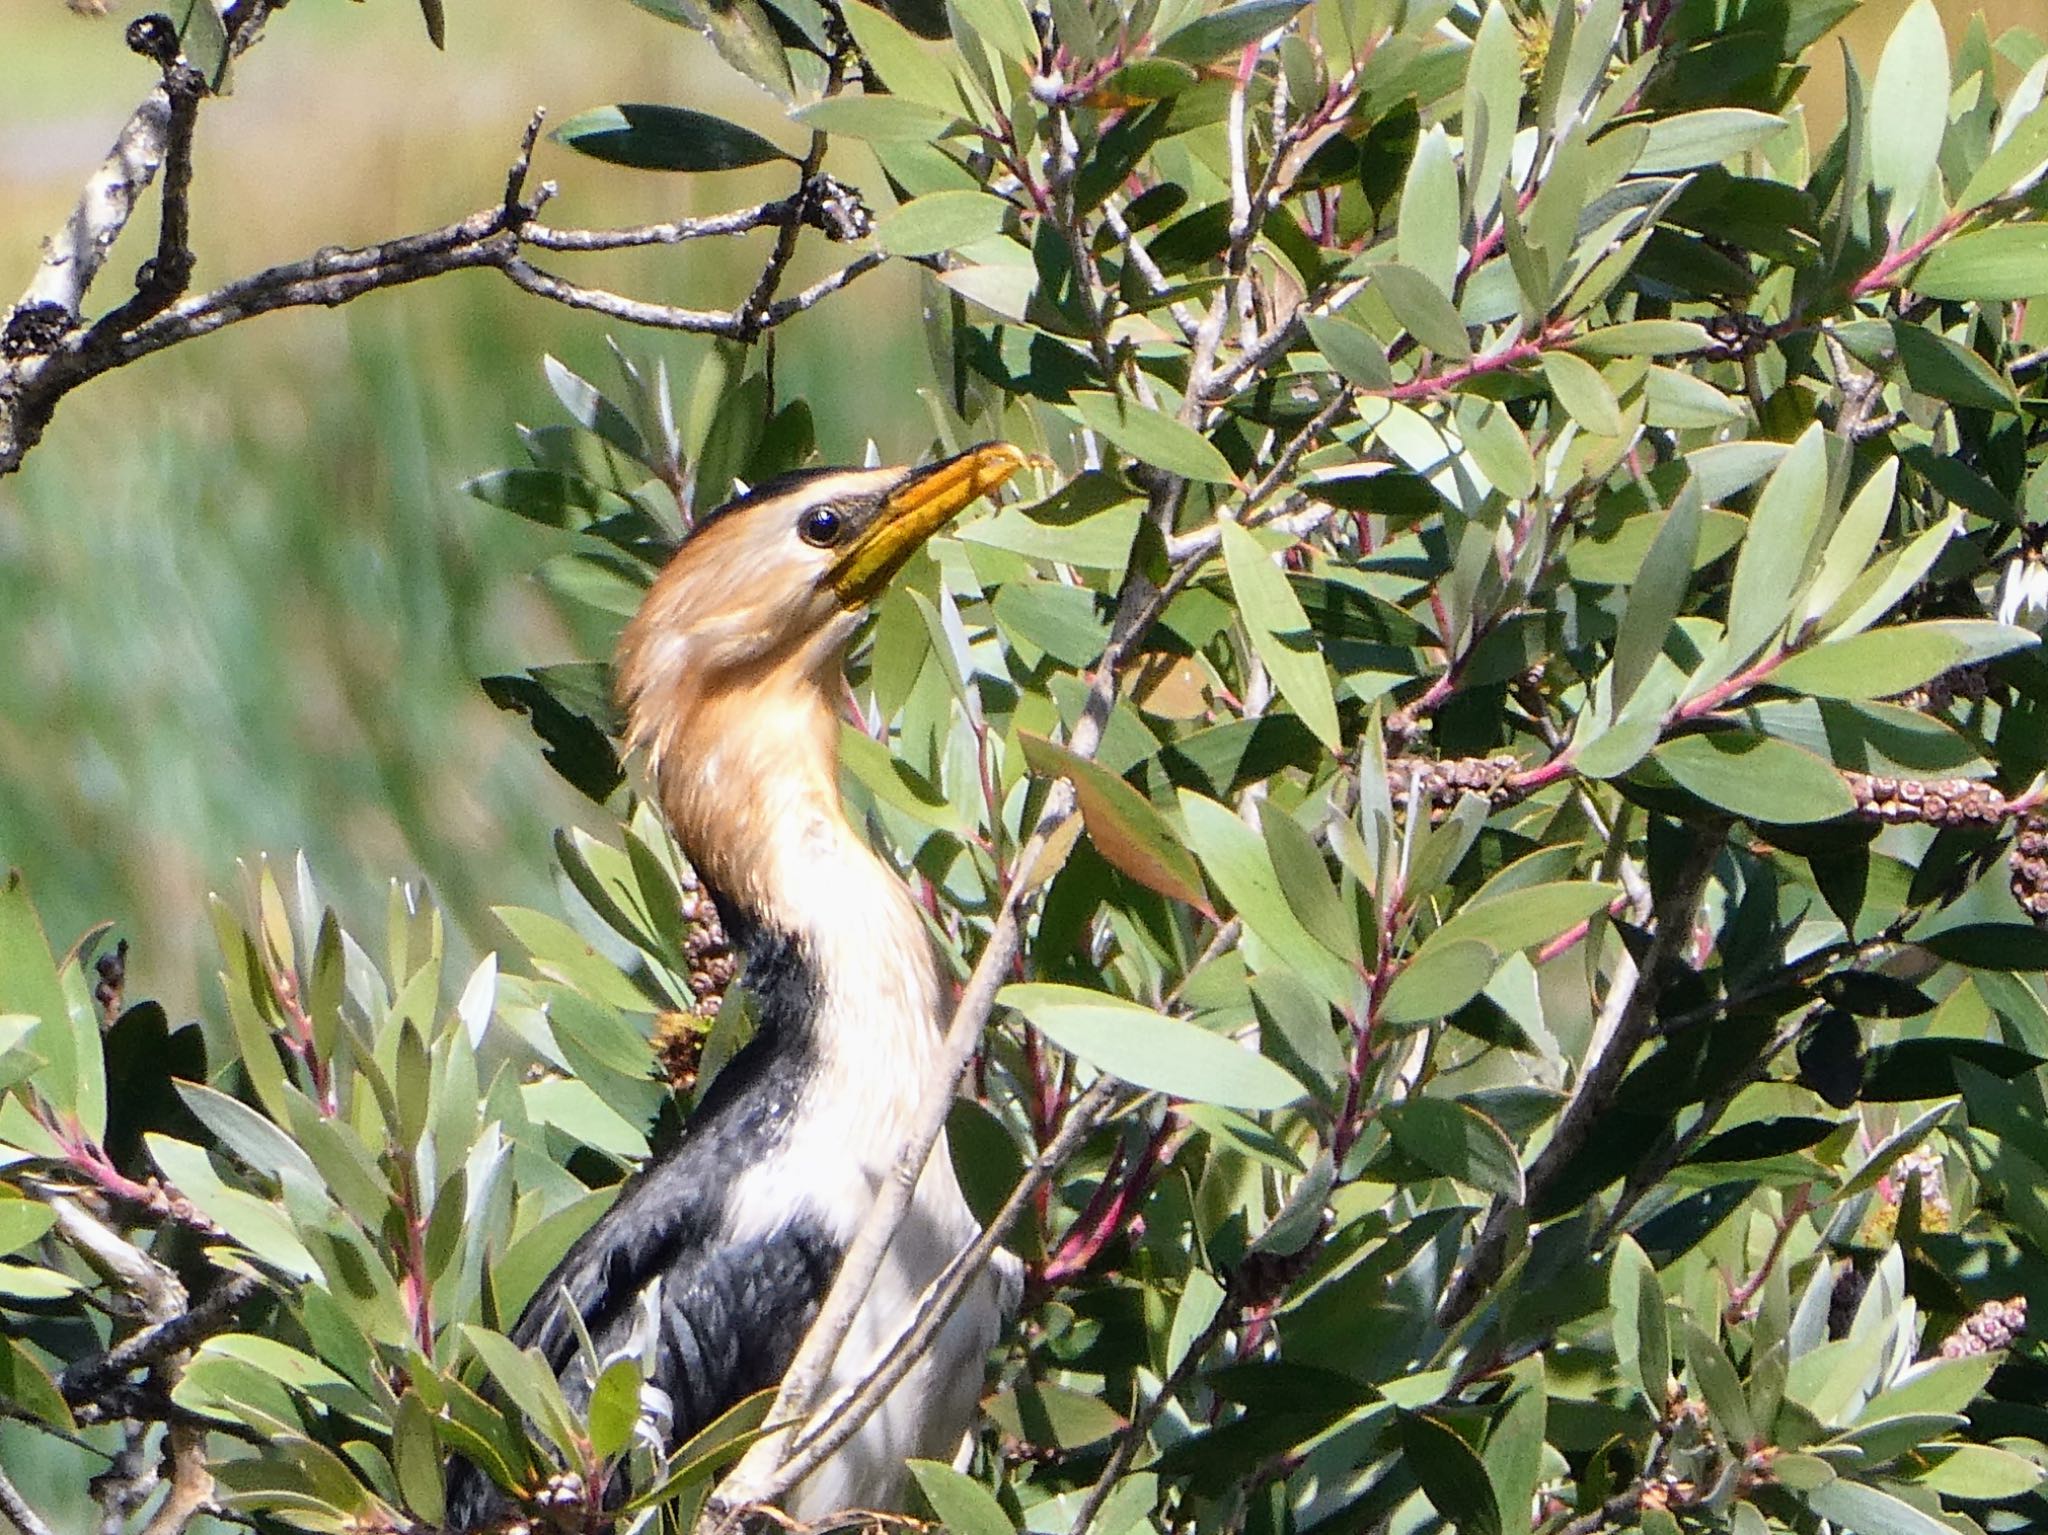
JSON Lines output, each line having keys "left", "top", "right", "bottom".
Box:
{"left": 644, "top": 673, "right": 944, "bottom": 1093}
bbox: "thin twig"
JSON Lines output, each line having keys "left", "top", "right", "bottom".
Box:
{"left": 0, "top": 1466, "right": 58, "bottom": 1535}
{"left": 1067, "top": 1302, "right": 1238, "bottom": 1535}
{"left": 767, "top": 1081, "right": 1126, "bottom": 1493}
{"left": 1438, "top": 825, "right": 1725, "bottom": 1327}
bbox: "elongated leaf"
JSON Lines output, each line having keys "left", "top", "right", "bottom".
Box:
{"left": 1613, "top": 481, "right": 1703, "bottom": 708}
{"left": 1914, "top": 225, "right": 2048, "bottom": 299}
{"left": 1652, "top": 730, "right": 1856, "bottom": 823}
{"left": 1072, "top": 392, "right": 1235, "bottom": 482}
{"left": 1019, "top": 732, "right": 1209, "bottom": 909}
{"left": 1380, "top": 934, "right": 1498, "bottom": 1025}
{"left": 1400, "top": 1411, "right": 1504, "bottom": 1535}
{"left": 1636, "top": 109, "right": 1786, "bottom": 172}
{"left": 1373, "top": 262, "right": 1472, "bottom": 359}
{"left": 1000, "top": 984, "right": 1306, "bottom": 1110}
{"left": 1610, "top": 1236, "right": 1670, "bottom": 1405}
{"left": 908, "top": 1461, "right": 1012, "bottom": 1535}
{"left": 1221, "top": 522, "right": 1341, "bottom": 750}
{"left": 1385, "top": 1096, "right": 1524, "bottom": 1200}
{"left": 1398, "top": 126, "right": 1460, "bottom": 295}
{"left": 1543, "top": 349, "right": 1624, "bottom": 436}
{"left": 1770, "top": 621, "right": 2036, "bottom": 700}
{"left": 553, "top": 104, "right": 791, "bottom": 171}
{"left": 1807, "top": 1479, "right": 1957, "bottom": 1535}
{"left": 843, "top": 0, "right": 964, "bottom": 113}
{"left": 879, "top": 190, "right": 1011, "bottom": 256}
{"left": 1867, "top": 0, "right": 1949, "bottom": 233}
{"left": 1155, "top": 0, "right": 1312, "bottom": 66}
{"left": 1725, "top": 423, "right": 1829, "bottom": 663}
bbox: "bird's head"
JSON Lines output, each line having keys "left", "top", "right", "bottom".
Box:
{"left": 618, "top": 442, "right": 1028, "bottom": 775}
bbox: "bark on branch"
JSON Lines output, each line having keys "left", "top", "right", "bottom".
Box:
{"left": 2, "top": 23, "right": 877, "bottom": 480}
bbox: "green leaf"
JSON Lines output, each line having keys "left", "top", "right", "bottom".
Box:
{"left": 986, "top": 1380, "right": 1126, "bottom": 1447}
{"left": 794, "top": 94, "right": 961, "bottom": 141}
{"left": 1071, "top": 392, "right": 1236, "bottom": 483}
{"left": 1373, "top": 262, "right": 1472, "bottom": 359}
{"left": 1913, "top": 225, "right": 2048, "bottom": 300}
{"left": 1801, "top": 460, "right": 1899, "bottom": 628}
{"left": 1684, "top": 1321, "right": 1758, "bottom": 1448}
{"left": 0, "top": 1336, "right": 73, "bottom": 1430}
{"left": 1725, "top": 423, "right": 1829, "bottom": 663}
{"left": 1399, "top": 1410, "right": 1504, "bottom": 1535}
{"left": 1610, "top": 1236, "right": 1670, "bottom": 1406}
{"left": 1019, "top": 733, "right": 1209, "bottom": 909}
{"left": 1867, "top": 0, "right": 1949, "bottom": 232}
{"left": 1894, "top": 322, "right": 2016, "bottom": 411}
{"left": 0, "top": 872, "right": 99, "bottom": 1138}
{"left": 1820, "top": 513, "right": 1956, "bottom": 642}
{"left": 1155, "top": 0, "right": 1312, "bottom": 66}
{"left": 1458, "top": 398, "right": 1538, "bottom": 501}
{"left": 1807, "top": 1479, "right": 1957, "bottom": 1535}
{"left": 493, "top": 907, "right": 648, "bottom": 1012}
{"left": 587, "top": 1357, "right": 643, "bottom": 1462}
{"left": 1915, "top": 1443, "right": 2046, "bottom": 1499}
{"left": 552, "top": 104, "right": 791, "bottom": 171}
{"left": 1434, "top": 881, "right": 1622, "bottom": 955}
{"left": 908, "top": 1461, "right": 1013, "bottom": 1535}
{"left": 392, "top": 1392, "right": 444, "bottom": 1523}
{"left": 1572, "top": 320, "right": 1714, "bottom": 357}
{"left": 1464, "top": 2, "right": 1521, "bottom": 227}
{"left": 1258, "top": 803, "right": 1360, "bottom": 966}
{"left": 1178, "top": 791, "right": 1359, "bottom": 1005}
{"left": 1384, "top": 1097, "right": 1524, "bottom": 1200}
{"left": 1397, "top": 126, "right": 1460, "bottom": 295}
{"left": 1612, "top": 480, "right": 1703, "bottom": 708}
{"left": 1635, "top": 109, "right": 1786, "bottom": 172}
{"left": 1651, "top": 731, "right": 1857, "bottom": 823}
{"left": 997, "top": 983, "right": 1306, "bottom": 1111}
{"left": 1306, "top": 313, "right": 1393, "bottom": 391}
{"left": 0, "top": 1198, "right": 56, "bottom": 1257}
{"left": 630, "top": 0, "right": 795, "bottom": 99}
{"left": 1221, "top": 522, "right": 1341, "bottom": 750}
{"left": 1542, "top": 349, "right": 1624, "bottom": 436}
{"left": 879, "top": 189, "right": 1012, "bottom": 257}
{"left": 843, "top": 0, "right": 965, "bottom": 114}
{"left": 1770, "top": 620, "right": 2036, "bottom": 699}
{"left": 1380, "top": 935, "right": 1498, "bottom": 1025}
{"left": 948, "top": 0, "right": 1038, "bottom": 66}
{"left": 1957, "top": 96, "right": 2048, "bottom": 210}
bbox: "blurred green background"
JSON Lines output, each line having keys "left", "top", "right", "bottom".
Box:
{"left": 0, "top": 0, "right": 2035, "bottom": 1018}
{"left": 1, "top": 0, "right": 940, "bottom": 1017}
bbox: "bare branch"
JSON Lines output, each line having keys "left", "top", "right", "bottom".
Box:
{"left": 766, "top": 1081, "right": 1125, "bottom": 1497}
{"left": 61, "top": 1273, "right": 263, "bottom": 1406}
{"left": 0, "top": 1464, "right": 59, "bottom": 1535}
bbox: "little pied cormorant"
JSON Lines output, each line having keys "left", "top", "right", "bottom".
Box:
{"left": 446, "top": 443, "right": 1031, "bottom": 1528}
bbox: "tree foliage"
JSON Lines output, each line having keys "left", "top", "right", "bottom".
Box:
{"left": 12, "top": 0, "right": 2048, "bottom": 1533}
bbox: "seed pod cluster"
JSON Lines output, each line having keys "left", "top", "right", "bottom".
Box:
{"left": 1389, "top": 754, "right": 1522, "bottom": 818}
{"left": 2011, "top": 814, "right": 2048, "bottom": 919}
{"left": 1939, "top": 1295, "right": 2027, "bottom": 1358}
{"left": 1842, "top": 771, "right": 2008, "bottom": 827}
{"left": 675, "top": 865, "right": 737, "bottom": 1014}
{"left": 1891, "top": 663, "right": 1993, "bottom": 713}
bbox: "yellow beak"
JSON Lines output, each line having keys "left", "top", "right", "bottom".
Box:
{"left": 828, "top": 442, "right": 1030, "bottom": 605}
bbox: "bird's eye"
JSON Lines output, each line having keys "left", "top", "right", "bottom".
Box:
{"left": 798, "top": 507, "right": 843, "bottom": 547}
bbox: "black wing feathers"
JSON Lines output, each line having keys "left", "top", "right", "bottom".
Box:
{"left": 446, "top": 916, "right": 836, "bottom": 1531}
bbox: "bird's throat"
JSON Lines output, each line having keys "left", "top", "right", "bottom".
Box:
{"left": 641, "top": 669, "right": 945, "bottom": 1090}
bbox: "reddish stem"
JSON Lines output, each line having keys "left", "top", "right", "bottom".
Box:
{"left": 1850, "top": 211, "right": 1970, "bottom": 300}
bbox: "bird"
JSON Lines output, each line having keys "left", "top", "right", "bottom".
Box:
{"left": 446, "top": 442, "right": 1031, "bottom": 1530}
